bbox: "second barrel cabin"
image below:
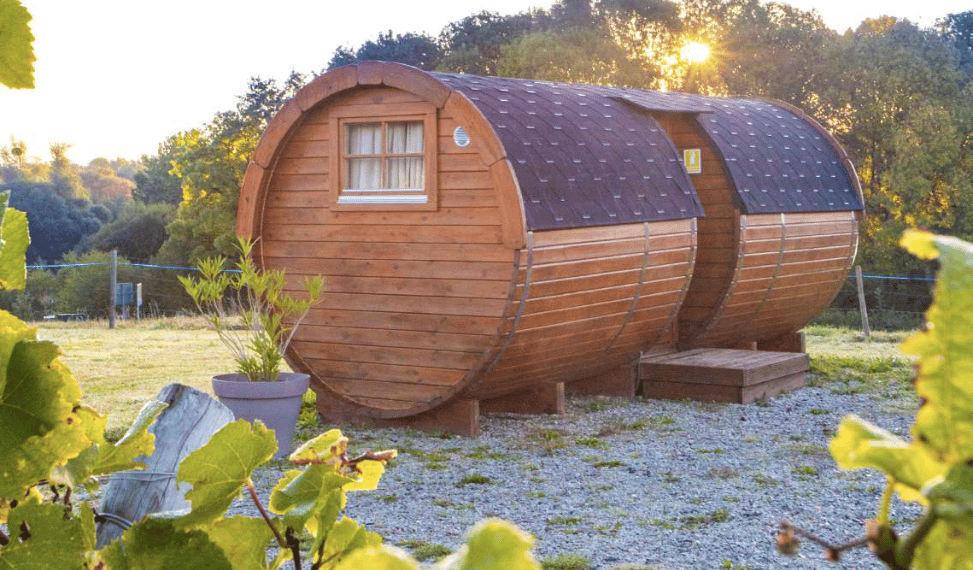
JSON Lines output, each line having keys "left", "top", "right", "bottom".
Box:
{"left": 237, "top": 62, "right": 862, "bottom": 431}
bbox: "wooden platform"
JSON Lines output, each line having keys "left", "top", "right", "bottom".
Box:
{"left": 639, "top": 348, "right": 808, "bottom": 404}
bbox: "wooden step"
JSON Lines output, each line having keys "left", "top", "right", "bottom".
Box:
{"left": 639, "top": 348, "right": 808, "bottom": 404}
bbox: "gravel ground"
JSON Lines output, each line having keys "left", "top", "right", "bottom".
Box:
{"left": 238, "top": 383, "right": 923, "bottom": 570}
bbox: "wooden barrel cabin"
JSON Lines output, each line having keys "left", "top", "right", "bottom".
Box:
{"left": 237, "top": 62, "right": 861, "bottom": 430}
{"left": 647, "top": 96, "right": 863, "bottom": 350}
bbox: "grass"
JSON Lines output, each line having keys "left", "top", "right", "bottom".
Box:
{"left": 541, "top": 553, "right": 591, "bottom": 570}
{"left": 455, "top": 473, "right": 495, "bottom": 487}
{"left": 37, "top": 317, "right": 244, "bottom": 431}
{"left": 399, "top": 540, "right": 451, "bottom": 562}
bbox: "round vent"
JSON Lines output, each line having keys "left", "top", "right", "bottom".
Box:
{"left": 453, "top": 126, "right": 471, "bottom": 148}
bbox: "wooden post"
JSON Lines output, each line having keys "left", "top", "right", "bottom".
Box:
{"left": 109, "top": 249, "right": 117, "bottom": 330}
{"left": 95, "top": 384, "right": 234, "bottom": 547}
{"left": 855, "top": 265, "right": 870, "bottom": 338}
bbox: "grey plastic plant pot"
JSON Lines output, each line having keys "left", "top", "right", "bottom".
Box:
{"left": 211, "top": 372, "right": 310, "bottom": 459}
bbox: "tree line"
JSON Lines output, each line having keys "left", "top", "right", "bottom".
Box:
{"left": 1, "top": 0, "right": 970, "bottom": 320}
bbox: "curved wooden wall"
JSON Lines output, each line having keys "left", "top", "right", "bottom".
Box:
{"left": 687, "top": 211, "right": 858, "bottom": 347}
{"left": 469, "top": 219, "right": 696, "bottom": 401}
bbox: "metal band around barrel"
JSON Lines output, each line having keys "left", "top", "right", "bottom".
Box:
{"left": 480, "top": 230, "right": 535, "bottom": 379}
{"left": 604, "top": 222, "right": 651, "bottom": 355}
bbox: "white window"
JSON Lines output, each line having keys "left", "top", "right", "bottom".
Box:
{"left": 330, "top": 104, "right": 438, "bottom": 210}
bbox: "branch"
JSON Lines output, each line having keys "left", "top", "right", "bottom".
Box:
{"left": 246, "top": 479, "right": 287, "bottom": 549}
{"left": 894, "top": 508, "right": 939, "bottom": 569}
{"left": 779, "top": 521, "right": 870, "bottom": 562}
{"left": 286, "top": 527, "right": 302, "bottom": 570}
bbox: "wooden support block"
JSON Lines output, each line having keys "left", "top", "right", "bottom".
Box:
{"left": 566, "top": 365, "right": 638, "bottom": 398}
{"left": 480, "top": 382, "right": 564, "bottom": 415}
{"left": 377, "top": 399, "right": 480, "bottom": 437}
{"left": 314, "top": 387, "right": 481, "bottom": 436}
{"left": 758, "top": 331, "right": 806, "bottom": 353}
{"left": 640, "top": 348, "right": 808, "bottom": 404}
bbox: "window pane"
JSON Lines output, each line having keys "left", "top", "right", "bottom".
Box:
{"left": 387, "top": 121, "right": 424, "bottom": 154}
{"left": 387, "top": 157, "right": 424, "bottom": 189}
{"left": 346, "top": 157, "right": 382, "bottom": 189}
{"left": 346, "top": 123, "right": 381, "bottom": 155}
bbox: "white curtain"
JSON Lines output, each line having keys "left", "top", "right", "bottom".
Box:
{"left": 387, "top": 121, "right": 424, "bottom": 189}
{"left": 345, "top": 121, "right": 423, "bottom": 190}
{"left": 346, "top": 123, "right": 381, "bottom": 189}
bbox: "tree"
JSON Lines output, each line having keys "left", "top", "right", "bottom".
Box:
{"left": 152, "top": 74, "right": 305, "bottom": 265}
{"left": 0, "top": 137, "right": 48, "bottom": 183}
{"left": 89, "top": 201, "right": 176, "bottom": 261}
{"left": 327, "top": 31, "right": 443, "bottom": 71}
{"left": 48, "top": 143, "right": 85, "bottom": 199}
{"left": 133, "top": 142, "right": 184, "bottom": 205}
{"left": 939, "top": 10, "right": 973, "bottom": 71}
{"left": 438, "top": 11, "right": 540, "bottom": 75}
{"left": 79, "top": 157, "right": 135, "bottom": 203}
{"left": 811, "top": 18, "right": 973, "bottom": 275}
{"left": 498, "top": 27, "right": 643, "bottom": 85}
{"left": 2, "top": 180, "right": 109, "bottom": 263}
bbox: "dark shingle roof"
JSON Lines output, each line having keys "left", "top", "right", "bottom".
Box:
{"left": 619, "top": 92, "right": 863, "bottom": 213}
{"left": 432, "top": 73, "right": 706, "bottom": 231}
{"left": 432, "top": 72, "right": 861, "bottom": 228}
{"left": 690, "top": 97, "right": 862, "bottom": 213}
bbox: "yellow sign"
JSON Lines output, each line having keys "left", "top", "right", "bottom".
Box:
{"left": 683, "top": 148, "right": 702, "bottom": 174}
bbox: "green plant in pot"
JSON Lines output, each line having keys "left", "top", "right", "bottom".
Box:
{"left": 179, "top": 237, "right": 324, "bottom": 457}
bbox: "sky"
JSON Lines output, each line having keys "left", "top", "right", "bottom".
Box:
{"left": 1, "top": 0, "right": 970, "bottom": 165}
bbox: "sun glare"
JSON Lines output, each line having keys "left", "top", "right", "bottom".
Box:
{"left": 681, "top": 41, "right": 711, "bottom": 64}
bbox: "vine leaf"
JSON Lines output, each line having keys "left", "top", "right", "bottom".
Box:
{"left": 289, "top": 429, "right": 345, "bottom": 463}
{"left": 333, "top": 546, "right": 418, "bottom": 570}
{"left": 311, "top": 516, "right": 382, "bottom": 569}
{"left": 208, "top": 516, "right": 276, "bottom": 570}
{"left": 900, "top": 230, "right": 973, "bottom": 466}
{"left": 829, "top": 415, "right": 946, "bottom": 502}
{"left": 100, "top": 518, "right": 232, "bottom": 570}
{"left": 0, "top": 200, "right": 29, "bottom": 290}
{"left": 268, "top": 465, "right": 349, "bottom": 534}
{"left": 0, "top": 0, "right": 35, "bottom": 89}
{"left": 91, "top": 399, "right": 165, "bottom": 475}
{"left": 0, "top": 496, "right": 95, "bottom": 568}
{"left": 51, "top": 401, "right": 165, "bottom": 491}
{"left": 0, "top": 331, "right": 90, "bottom": 499}
{"left": 176, "top": 419, "right": 277, "bottom": 529}
{"left": 435, "top": 518, "right": 540, "bottom": 570}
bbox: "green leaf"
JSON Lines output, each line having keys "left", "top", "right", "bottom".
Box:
{"left": 900, "top": 233, "right": 973, "bottom": 465}
{"left": 51, "top": 400, "right": 164, "bottom": 491}
{"left": 92, "top": 399, "right": 165, "bottom": 476}
{"left": 0, "top": 0, "right": 35, "bottom": 89}
{"left": 434, "top": 519, "right": 539, "bottom": 570}
{"left": 830, "top": 415, "right": 947, "bottom": 502}
{"left": 0, "top": 331, "right": 89, "bottom": 499}
{"left": 913, "top": 519, "right": 973, "bottom": 570}
{"left": 175, "top": 419, "right": 277, "bottom": 528}
{"left": 0, "top": 201, "right": 29, "bottom": 291}
{"left": 268, "top": 465, "right": 349, "bottom": 533}
{"left": 207, "top": 516, "right": 276, "bottom": 570}
{"left": 333, "top": 546, "right": 419, "bottom": 570}
{"left": 0, "top": 495, "right": 95, "bottom": 569}
{"left": 925, "top": 465, "right": 973, "bottom": 528}
{"left": 100, "top": 518, "right": 232, "bottom": 570}
{"left": 310, "top": 516, "right": 382, "bottom": 569}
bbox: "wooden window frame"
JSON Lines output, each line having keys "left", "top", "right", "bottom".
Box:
{"left": 329, "top": 102, "right": 438, "bottom": 211}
